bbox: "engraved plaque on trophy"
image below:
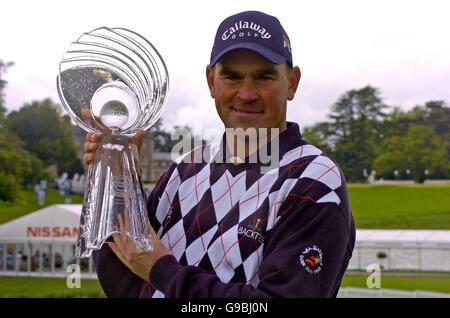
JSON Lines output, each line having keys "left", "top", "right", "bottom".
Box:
{"left": 57, "top": 27, "right": 169, "bottom": 257}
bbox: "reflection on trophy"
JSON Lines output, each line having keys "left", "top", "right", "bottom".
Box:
{"left": 56, "top": 27, "right": 169, "bottom": 258}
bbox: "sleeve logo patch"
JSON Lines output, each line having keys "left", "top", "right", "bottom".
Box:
{"left": 299, "top": 245, "right": 323, "bottom": 274}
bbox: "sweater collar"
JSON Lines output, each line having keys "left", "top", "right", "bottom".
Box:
{"left": 210, "top": 121, "right": 303, "bottom": 166}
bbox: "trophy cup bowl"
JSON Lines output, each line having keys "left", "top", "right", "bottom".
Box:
{"left": 57, "top": 27, "right": 169, "bottom": 258}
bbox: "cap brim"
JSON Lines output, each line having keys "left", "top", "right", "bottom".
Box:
{"left": 210, "top": 42, "right": 288, "bottom": 67}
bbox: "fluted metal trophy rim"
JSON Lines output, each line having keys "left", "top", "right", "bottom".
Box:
{"left": 57, "top": 27, "right": 169, "bottom": 258}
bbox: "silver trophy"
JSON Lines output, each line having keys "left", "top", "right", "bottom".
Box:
{"left": 57, "top": 27, "right": 169, "bottom": 258}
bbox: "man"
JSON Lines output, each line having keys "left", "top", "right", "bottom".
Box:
{"left": 85, "top": 10, "right": 355, "bottom": 298}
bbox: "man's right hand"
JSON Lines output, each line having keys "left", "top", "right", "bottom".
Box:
{"left": 83, "top": 130, "right": 146, "bottom": 165}
{"left": 83, "top": 132, "right": 101, "bottom": 165}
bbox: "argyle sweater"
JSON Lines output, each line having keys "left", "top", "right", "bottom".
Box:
{"left": 93, "top": 122, "right": 355, "bottom": 298}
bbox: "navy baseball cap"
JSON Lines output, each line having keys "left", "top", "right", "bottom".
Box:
{"left": 210, "top": 11, "right": 293, "bottom": 67}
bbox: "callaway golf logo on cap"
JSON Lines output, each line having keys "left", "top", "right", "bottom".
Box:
{"left": 210, "top": 10, "right": 293, "bottom": 67}
{"left": 221, "top": 20, "right": 272, "bottom": 40}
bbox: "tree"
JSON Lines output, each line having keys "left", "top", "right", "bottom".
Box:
{"left": 327, "top": 86, "right": 388, "bottom": 181}
{"left": 150, "top": 118, "right": 206, "bottom": 154}
{"left": 0, "top": 59, "right": 51, "bottom": 201}
{"left": 301, "top": 125, "right": 333, "bottom": 155}
{"left": 149, "top": 119, "right": 176, "bottom": 153}
{"left": 421, "top": 101, "right": 450, "bottom": 158}
{"left": 422, "top": 100, "right": 450, "bottom": 138}
{"left": 0, "top": 126, "right": 52, "bottom": 201}
{"left": 378, "top": 101, "right": 450, "bottom": 172}
{"left": 379, "top": 101, "right": 449, "bottom": 141}
{"left": 378, "top": 106, "right": 423, "bottom": 140}
{"left": 0, "top": 129, "right": 51, "bottom": 183}
{"left": 373, "top": 125, "right": 448, "bottom": 183}
{"left": 301, "top": 86, "right": 449, "bottom": 182}
{"left": 6, "top": 98, "right": 83, "bottom": 176}
{"left": 328, "top": 85, "right": 387, "bottom": 139}
{"left": 0, "top": 60, "right": 14, "bottom": 127}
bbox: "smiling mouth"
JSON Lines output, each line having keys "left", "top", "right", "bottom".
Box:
{"left": 231, "top": 107, "right": 264, "bottom": 114}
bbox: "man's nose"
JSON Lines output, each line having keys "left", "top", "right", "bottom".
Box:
{"left": 236, "top": 78, "right": 258, "bottom": 102}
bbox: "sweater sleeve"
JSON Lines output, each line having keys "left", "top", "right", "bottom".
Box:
{"left": 92, "top": 243, "right": 144, "bottom": 297}
{"left": 149, "top": 195, "right": 355, "bottom": 298}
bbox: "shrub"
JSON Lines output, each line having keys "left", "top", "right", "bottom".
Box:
{"left": 0, "top": 171, "right": 19, "bottom": 201}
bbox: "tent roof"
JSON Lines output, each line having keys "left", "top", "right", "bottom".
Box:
{"left": 0, "top": 204, "right": 82, "bottom": 243}
{"left": 356, "top": 229, "right": 450, "bottom": 248}
{"left": 1, "top": 205, "right": 450, "bottom": 247}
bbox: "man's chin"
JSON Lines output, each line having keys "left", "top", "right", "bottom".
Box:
{"left": 224, "top": 120, "right": 286, "bottom": 138}
{"left": 227, "top": 125, "right": 264, "bottom": 132}
{"left": 225, "top": 120, "right": 266, "bottom": 131}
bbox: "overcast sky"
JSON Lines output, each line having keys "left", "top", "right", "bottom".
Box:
{"left": 1, "top": 0, "right": 449, "bottom": 135}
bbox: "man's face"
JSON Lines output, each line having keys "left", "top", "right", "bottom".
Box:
{"left": 206, "top": 49, "right": 300, "bottom": 133}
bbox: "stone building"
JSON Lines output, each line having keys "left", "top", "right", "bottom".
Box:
{"left": 72, "top": 126, "right": 173, "bottom": 184}
{"left": 140, "top": 133, "right": 173, "bottom": 183}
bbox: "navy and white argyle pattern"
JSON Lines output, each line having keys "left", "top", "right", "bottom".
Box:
{"left": 146, "top": 129, "right": 344, "bottom": 298}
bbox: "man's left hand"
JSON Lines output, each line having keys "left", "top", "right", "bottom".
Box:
{"left": 108, "top": 211, "right": 170, "bottom": 282}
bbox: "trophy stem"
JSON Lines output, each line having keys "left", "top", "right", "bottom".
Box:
{"left": 75, "top": 134, "right": 153, "bottom": 258}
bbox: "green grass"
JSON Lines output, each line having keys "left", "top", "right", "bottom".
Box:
{"left": 0, "top": 188, "right": 84, "bottom": 224}
{"left": 1, "top": 184, "right": 449, "bottom": 297}
{"left": 0, "top": 276, "right": 105, "bottom": 298}
{"left": 341, "top": 274, "right": 450, "bottom": 293}
{"left": 1, "top": 184, "right": 450, "bottom": 229}
{"left": 348, "top": 183, "right": 450, "bottom": 229}
{"left": 0, "top": 275, "right": 449, "bottom": 297}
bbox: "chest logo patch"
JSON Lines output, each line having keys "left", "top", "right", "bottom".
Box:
{"left": 299, "top": 245, "right": 323, "bottom": 274}
{"left": 237, "top": 218, "right": 265, "bottom": 244}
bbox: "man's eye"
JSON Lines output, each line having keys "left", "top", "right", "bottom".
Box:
{"left": 257, "top": 75, "right": 273, "bottom": 81}
{"left": 224, "top": 75, "right": 240, "bottom": 80}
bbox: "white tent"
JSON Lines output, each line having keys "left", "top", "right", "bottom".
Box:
{"left": 0, "top": 204, "right": 95, "bottom": 277}
{"left": 348, "top": 229, "right": 450, "bottom": 271}
{"left": 0, "top": 204, "right": 82, "bottom": 243}
{"left": 1, "top": 205, "right": 450, "bottom": 275}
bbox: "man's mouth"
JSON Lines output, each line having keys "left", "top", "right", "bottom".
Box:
{"left": 230, "top": 107, "right": 264, "bottom": 114}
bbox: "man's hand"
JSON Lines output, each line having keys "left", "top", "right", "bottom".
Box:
{"left": 83, "top": 130, "right": 146, "bottom": 165}
{"left": 108, "top": 210, "right": 170, "bottom": 282}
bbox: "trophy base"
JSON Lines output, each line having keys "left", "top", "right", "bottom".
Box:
{"left": 76, "top": 134, "right": 153, "bottom": 258}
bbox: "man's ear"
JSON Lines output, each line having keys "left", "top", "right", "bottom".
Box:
{"left": 206, "top": 65, "right": 216, "bottom": 99}
{"left": 287, "top": 66, "right": 301, "bottom": 101}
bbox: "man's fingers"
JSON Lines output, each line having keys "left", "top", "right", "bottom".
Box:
{"left": 82, "top": 109, "right": 110, "bottom": 133}
{"left": 83, "top": 132, "right": 100, "bottom": 164}
{"left": 84, "top": 127, "right": 143, "bottom": 165}
{"left": 150, "top": 226, "right": 158, "bottom": 241}
{"left": 133, "top": 130, "right": 146, "bottom": 158}
{"left": 86, "top": 132, "right": 100, "bottom": 142}
{"left": 116, "top": 215, "right": 132, "bottom": 250}
{"left": 124, "top": 210, "right": 131, "bottom": 232}
{"left": 133, "top": 130, "right": 146, "bottom": 144}
{"left": 117, "top": 214, "right": 125, "bottom": 232}
{"left": 83, "top": 141, "right": 98, "bottom": 164}
{"left": 84, "top": 141, "right": 98, "bottom": 153}
{"left": 108, "top": 242, "right": 130, "bottom": 268}
{"left": 83, "top": 153, "right": 95, "bottom": 165}
{"left": 112, "top": 225, "right": 127, "bottom": 255}
{"left": 81, "top": 109, "right": 95, "bottom": 124}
